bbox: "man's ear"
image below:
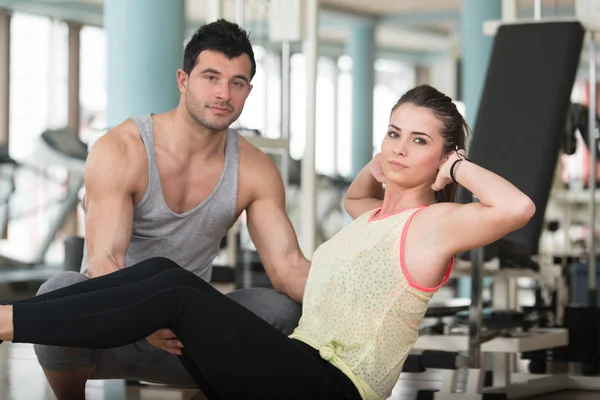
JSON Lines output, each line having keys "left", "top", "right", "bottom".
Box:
{"left": 176, "top": 69, "right": 188, "bottom": 94}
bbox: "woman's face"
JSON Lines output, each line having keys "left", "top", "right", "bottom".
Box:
{"left": 380, "top": 103, "right": 448, "bottom": 188}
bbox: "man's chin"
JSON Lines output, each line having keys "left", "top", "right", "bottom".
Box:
{"left": 207, "top": 121, "right": 233, "bottom": 132}
{"left": 198, "top": 117, "right": 236, "bottom": 132}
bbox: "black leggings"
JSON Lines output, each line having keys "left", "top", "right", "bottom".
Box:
{"left": 11, "top": 257, "right": 362, "bottom": 400}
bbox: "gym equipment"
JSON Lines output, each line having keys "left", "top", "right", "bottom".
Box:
{"left": 566, "top": 103, "right": 600, "bottom": 156}
{"left": 285, "top": 158, "right": 351, "bottom": 244}
{"left": 406, "top": 20, "right": 599, "bottom": 400}
{"left": 0, "top": 128, "right": 87, "bottom": 285}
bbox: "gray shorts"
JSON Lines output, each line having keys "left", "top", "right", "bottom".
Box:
{"left": 33, "top": 271, "right": 302, "bottom": 387}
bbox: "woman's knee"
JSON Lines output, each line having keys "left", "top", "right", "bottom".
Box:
{"left": 152, "top": 263, "right": 203, "bottom": 289}
{"left": 133, "top": 257, "right": 183, "bottom": 273}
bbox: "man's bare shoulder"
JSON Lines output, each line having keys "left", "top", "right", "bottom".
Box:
{"left": 88, "top": 119, "right": 146, "bottom": 167}
{"left": 238, "top": 137, "right": 284, "bottom": 200}
{"left": 238, "top": 136, "right": 279, "bottom": 174}
{"left": 85, "top": 119, "right": 148, "bottom": 197}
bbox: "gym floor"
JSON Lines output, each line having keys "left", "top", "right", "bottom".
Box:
{"left": 0, "top": 341, "right": 596, "bottom": 400}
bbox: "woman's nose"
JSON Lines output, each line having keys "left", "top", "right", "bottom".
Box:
{"left": 393, "top": 141, "right": 406, "bottom": 156}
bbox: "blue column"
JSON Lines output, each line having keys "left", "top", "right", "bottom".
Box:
{"left": 104, "top": 0, "right": 184, "bottom": 127}
{"left": 460, "top": 0, "right": 501, "bottom": 127}
{"left": 459, "top": 0, "right": 501, "bottom": 298}
{"left": 348, "top": 22, "right": 375, "bottom": 178}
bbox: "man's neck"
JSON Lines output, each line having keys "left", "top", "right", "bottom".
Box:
{"left": 154, "top": 110, "right": 227, "bottom": 160}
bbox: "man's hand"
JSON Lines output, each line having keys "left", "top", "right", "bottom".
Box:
{"left": 87, "top": 261, "right": 120, "bottom": 279}
{"left": 147, "top": 329, "right": 184, "bottom": 356}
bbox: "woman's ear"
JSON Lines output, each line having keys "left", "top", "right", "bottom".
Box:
{"left": 439, "top": 152, "right": 452, "bottom": 169}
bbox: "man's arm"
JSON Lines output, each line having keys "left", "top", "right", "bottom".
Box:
{"left": 84, "top": 126, "right": 141, "bottom": 278}
{"left": 84, "top": 126, "right": 185, "bottom": 356}
{"left": 243, "top": 151, "right": 310, "bottom": 303}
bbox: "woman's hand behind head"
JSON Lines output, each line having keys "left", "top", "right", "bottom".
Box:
{"left": 369, "top": 153, "right": 387, "bottom": 184}
{"left": 431, "top": 148, "right": 466, "bottom": 192}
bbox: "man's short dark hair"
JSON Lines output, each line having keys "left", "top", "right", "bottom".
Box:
{"left": 183, "top": 19, "right": 256, "bottom": 79}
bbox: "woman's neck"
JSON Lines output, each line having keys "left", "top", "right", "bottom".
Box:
{"left": 380, "top": 183, "right": 436, "bottom": 215}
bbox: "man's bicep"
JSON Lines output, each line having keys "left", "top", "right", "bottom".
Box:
{"left": 245, "top": 162, "right": 301, "bottom": 281}
{"left": 84, "top": 191, "right": 134, "bottom": 269}
{"left": 245, "top": 171, "right": 289, "bottom": 254}
{"left": 246, "top": 197, "right": 300, "bottom": 287}
{"left": 83, "top": 137, "right": 136, "bottom": 268}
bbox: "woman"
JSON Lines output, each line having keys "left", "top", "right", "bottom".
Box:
{"left": 0, "top": 85, "right": 534, "bottom": 400}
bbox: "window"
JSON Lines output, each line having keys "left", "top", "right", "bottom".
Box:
{"left": 289, "top": 54, "right": 339, "bottom": 176}
{"left": 2, "top": 13, "right": 69, "bottom": 263}
{"left": 373, "top": 59, "right": 416, "bottom": 152}
{"left": 10, "top": 13, "right": 68, "bottom": 160}
{"left": 336, "top": 56, "right": 416, "bottom": 177}
{"left": 79, "top": 25, "right": 107, "bottom": 143}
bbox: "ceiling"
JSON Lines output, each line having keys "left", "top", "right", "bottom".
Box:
{"left": 321, "top": 0, "right": 576, "bottom": 15}
{"left": 320, "top": 0, "right": 461, "bottom": 15}
{"left": 0, "top": 0, "right": 584, "bottom": 63}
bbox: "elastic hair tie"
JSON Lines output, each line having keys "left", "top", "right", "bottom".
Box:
{"left": 450, "top": 146, "right": 470, "bottom": 183}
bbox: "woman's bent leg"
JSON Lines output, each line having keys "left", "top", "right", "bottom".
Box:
{"left": 13, "top": 257, "right": 180, "bottom": 304}
{"left": 11, "top": 266, "right": 361, "bottom": 400}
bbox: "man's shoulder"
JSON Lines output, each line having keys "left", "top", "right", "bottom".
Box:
{"left": 237, "top": 137, "right": 284, "bottom": 201}
{"left": 93, "top": 119, "right": 145, "bottom": 158}
{"left": 86, "top": 119, "right": 148, "bottom": 181}
{"left": 238, "top": 136, "right": 276, "bottom": 168}
{"left": 108, "top": 118, "right": 143, "bottom": 143}
{"left": 84, "top": 119, "right": 148, "bottom": 196}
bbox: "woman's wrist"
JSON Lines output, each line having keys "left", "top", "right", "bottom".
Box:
{"left": 450, "top": 158, "right": 464, "bottom": 183}
{"left": 444, "top": 149, "right": 470, "bottom": 184}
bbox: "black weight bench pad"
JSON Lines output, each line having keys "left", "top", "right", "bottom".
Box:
{"left": 459, "top": 21, "right": 585, "bottom": 262}
{"left": 403, "top": 350, "right": 461, "bottom": 373}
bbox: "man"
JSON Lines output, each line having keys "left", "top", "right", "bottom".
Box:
{"left": 35, "top": 19, "right": 310, "bottom": 399}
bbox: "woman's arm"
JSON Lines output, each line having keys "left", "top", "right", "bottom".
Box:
{"left": 428, "top": 151, "right": 536, "bottom": 257}
{"left": 344, "top": 154, "right": 385, "bottom": 219}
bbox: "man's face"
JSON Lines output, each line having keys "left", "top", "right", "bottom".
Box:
{"left": 178, "top": 50, "right": 253, "bottom": 132}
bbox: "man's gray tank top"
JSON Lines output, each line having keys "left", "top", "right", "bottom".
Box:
{"left": 80, "top": 114, "right": 239, "bottom": 281}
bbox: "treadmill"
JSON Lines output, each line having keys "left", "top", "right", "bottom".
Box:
{"left": 0, "top": 128, "right": 87, "bottom": 284}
